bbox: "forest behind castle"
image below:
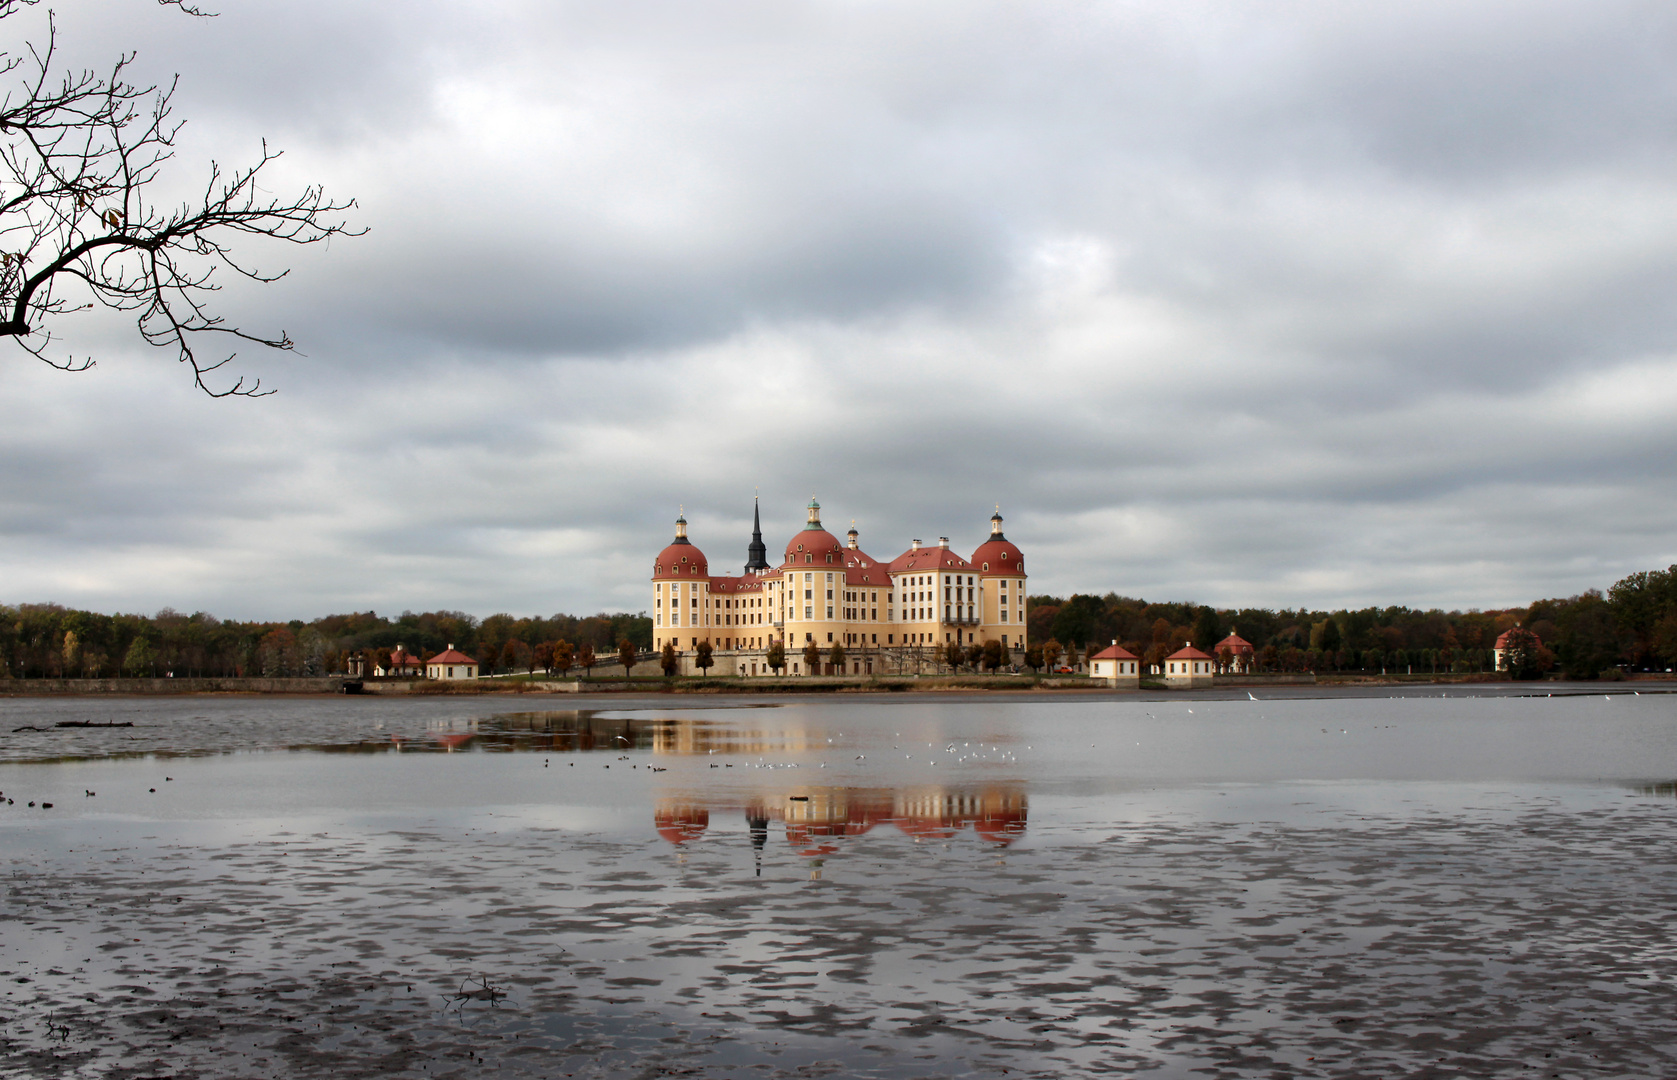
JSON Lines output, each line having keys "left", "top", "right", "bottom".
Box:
{"left": 3, "top": 565, "right": 1674, "bottom": 680}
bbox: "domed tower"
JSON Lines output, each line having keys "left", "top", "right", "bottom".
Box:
{"left": 971, "top": 509, "right": 1027, "bottom": 652}
{"left": 652, "top": 510, "right": 709, "bottom": 651}
{"left": 782, "top": 498, "right": 845, "bottom": 565}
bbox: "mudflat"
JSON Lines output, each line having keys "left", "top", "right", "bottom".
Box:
{"left": 3, "top": 690, "right": 1675, "bottom": 1078}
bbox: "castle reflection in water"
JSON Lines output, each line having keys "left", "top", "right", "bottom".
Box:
{"left": 655, "top": 784, "right": 1026, "bottom": 855}
{"left": 393, "top": 710, "right": 1027, "bottom": 854}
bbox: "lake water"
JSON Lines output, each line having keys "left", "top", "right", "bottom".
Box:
{"left": 3, "top": 687, "right": 1677, "bottom": 1078}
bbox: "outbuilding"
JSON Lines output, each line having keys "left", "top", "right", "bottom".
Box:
{"left": 1089, "top": 641, "right": 1139, "bottom": 688}
{"left": 426, "top": 645, "right": 479, "bottom": 681}
{"left": 1164, "top": 643, "right": 1215, "bottom": 688}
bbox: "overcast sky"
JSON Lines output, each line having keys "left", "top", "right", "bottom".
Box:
{"left": 4, "top": 0, "right": 1676, "bottom": 620}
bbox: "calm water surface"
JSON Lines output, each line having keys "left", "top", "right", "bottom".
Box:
{"left": 3, "top": 690, "right": 1676, "bottom": 1078}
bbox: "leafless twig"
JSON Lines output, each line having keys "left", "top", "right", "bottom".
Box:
{"left": 0, "top": 1, "right": 361, "bottom": 395}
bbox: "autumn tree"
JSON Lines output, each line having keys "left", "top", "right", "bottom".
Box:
{"left": 532, "top": 641, "right": 552, "bottom": 674}
{"left": 618, "top": 638, "right": 638, "bottom": 677}
{"left": 982, "top": 639, "right": 1004, "bottom": 673}
{"left": 802, "top": 639, "right": 821, "bottom": 674}
{"left": 660, "top": 640, "right": 678, "bottom": 677}
{"left": 0, "top": 1, "right": 361, "bottom": 395}
{"left": 766, "top": 640, "right": 786, "bottom": 674}
{"left": 1499, "top": 626, "right": 1545, "bottom": 680}
{"left": 694, "top": 639, "right": 714, "bottom": 675}
{"left": 578, "top": 642, "right": 596, "bottom": 676}
{"left": 1041, "top": 639, "right": 1062, "bottom": 672}
{"left": 829, "top": 641, "right": 846, "bottom": 673}
{"left": 943, "top": 641, "right": 964, "bottom": 672}
{"left": 1023, "top": 644, "right": 1043, "bottom": 672}
{"left": 122, "top": 635, "right": 153, "bottom": 676}
{"left": 552, "top": 640, "right": 574, "bottom": 678}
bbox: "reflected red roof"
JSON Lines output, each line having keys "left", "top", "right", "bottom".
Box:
{"left": 654, "top": 806, "right": 710, "bottom": 845}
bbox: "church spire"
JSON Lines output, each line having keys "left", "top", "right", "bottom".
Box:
{"left": 745, "top": 494, "right": 769, "bottom": 572}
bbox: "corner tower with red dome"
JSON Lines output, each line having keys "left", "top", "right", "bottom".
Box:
{"left": 651, "top": 500, "right": 1028, "bottom": 676}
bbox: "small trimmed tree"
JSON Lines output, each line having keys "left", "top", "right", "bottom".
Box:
{"left": 944, "top": 641, "right": 964, "bottom": 672}
{"left": 618, "top": 638, "right": 638, "bottom": 678}
{"left": 695, "top": 639, "right": 714, "bottom": 675}
{"left": 802, "top": 639, "right": 821, "bottom": 674}
{"left": 533, "top": 641, "right": 553, "bottom": 674}
{"left": 553, "top": 640, "right": 574, "bottom": 678}
{"left": 660, "top": 641, "right": 678, "bottom": 677}
{"left": 982, "top": 639, "right": 1004, "bottom": 673}
{"left": 1023, "top": 644, "right": 1043, "bottom": 672}
{"left": 766, "top": 640, "right": 786, "bottom": 674}
{"left": 578, "top": 642, "right": 596, "bottom": 677}
{"left": 965, "top": 642, "right": 984, "bottom": 670}
{"left": 1042, "top": 639, "right": 1063, "bottom": 672}
{"left": 830, "top": 641, "right": 847, "bottom": 673}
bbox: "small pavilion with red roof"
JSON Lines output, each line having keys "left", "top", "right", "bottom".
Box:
{"left": 1089, "top": 641, "right": 1139, "bottom": 687}
{"left": 1164, "top": 643, "right": 1215, "bottom": 687}
{"left": 1213, "top": 631, "right": 1255, "bottom": 674}
{"left": 425, "top": 645, "right": 478, "bottom": 681}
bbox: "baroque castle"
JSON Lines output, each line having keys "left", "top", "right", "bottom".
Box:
{"left": 652, "top": 499, "right": 1028, "bottom": 675}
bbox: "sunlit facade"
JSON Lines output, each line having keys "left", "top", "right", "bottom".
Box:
{"left": 650, "top": 498, "right": 1028, "bottom": 675}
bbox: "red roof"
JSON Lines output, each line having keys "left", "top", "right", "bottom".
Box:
{"left": 708, "top": 575, "right": 765, "bottom": 592}
{"left": 1214, "top": 632, "right": 1254, "bottom": 655}
{"left": 842, "top": 547, "right": 889, "bottom": 586}
{"left": 429, "top": 648, "right": 476, "bottom": 665}
{"left": 387, "top": 650, "right": 423, "bottom": 669}
{"left": 1091, "top": 644, "right": 1137, "bottom": 660}
{"left": 783, "top": 526, "right": 846, "bottom": 566}
{"left": 970, "top": 537, "right": 1025, "bottom": 577}
{"left": 888, "top": 544, "right": 973, "bottom": 575}
{"left": 654, "top": 806, "right": 709, "bottom": 845}
{"left": 1494, "top": 627, "right": 1532, "bottom": 648}
{"left": 1166, "top": 644, "right": 1212, "bottom": 661}
{"left": 654, "top": 539, "right": 708, "bottom": 577}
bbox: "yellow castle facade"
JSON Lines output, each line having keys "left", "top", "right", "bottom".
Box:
{"left": 651, "top": 499, "right": 1028, "bottom": 675}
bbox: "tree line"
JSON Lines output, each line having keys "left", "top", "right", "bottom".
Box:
{"left": 8, "top": 563, "right": 1676, "bottom": 680}
{"left": 1027, "top": 564, "right": 1677, "bottom": 680}
{"left": 0, "top": 606, "right": 653, "bottom": 679}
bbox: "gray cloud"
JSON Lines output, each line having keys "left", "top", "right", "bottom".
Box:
{"left": 3, "top": 0, "right": 1676, "bottom": 618}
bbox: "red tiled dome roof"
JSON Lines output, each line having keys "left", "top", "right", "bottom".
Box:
{"left": 783, "top": 527, "right": 845, "bottom": 566}
{"left": 971, "top": 537, "right": 1024, "bottom": 577}
{"left": 654, "top": 540, "right": 708, "bottom": 577}
{"left": 654, "top": 805, "right": 709, "bottom": 845}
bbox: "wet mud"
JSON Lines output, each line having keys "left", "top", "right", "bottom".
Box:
{"left": 2, "top": 696, "right": 1676, "bottom": 1077}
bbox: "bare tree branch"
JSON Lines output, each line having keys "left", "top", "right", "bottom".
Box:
{"left": 0, "top": 2, "right": 361, "bottom": 396}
